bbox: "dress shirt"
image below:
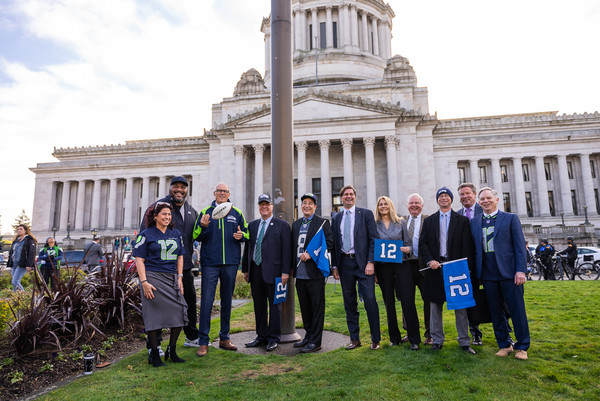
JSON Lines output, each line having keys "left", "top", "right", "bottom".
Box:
{"left": 253, "top": 215, "right": 273, "bottom": 262}
{"left": 409, "top": 214, "right": 422, "bottom": 257}
{"left": 340, "top": 206, "right": 356, "bottom": 254}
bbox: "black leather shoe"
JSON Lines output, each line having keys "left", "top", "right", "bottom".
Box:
{"left": 461, "top": 345, "right": 477, "bottom": 355}
{"left": 245, "top": 339, "right": 267, "bottom": 348}
{"left": 300, "top": 343, "right": 321, "bottom": 353}
{"left": 165, "top": 346, "right": 185, "bottom": 363}
{"left": 410, "top": 344, "right": 420, "bottom": 351}
{"left": 472, "top": 336, "right": 483, "bottom": 346}
{"left": 345, "top": 340, "right": 361, "bottom": 350}
{"left": 293, "top": 339, "right": 309, "bottom": 348}
{"left": 431, "top": 344, "right": 443, "bottom": 351}
{"left": 266, "top": 342, "right": 278, "bottom": 351}
{"left": 149, "top": 348, "right": 166, "bottom": 367}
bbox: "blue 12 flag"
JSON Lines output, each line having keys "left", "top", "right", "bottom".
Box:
{"left": 442, "top": 258, "right": 476, "bottom": 310}
{"left": 305, "top": 223, "right": 331, "bottom": 278}
{"left": 274, "top": 277, "right": 288, "bottom": 305}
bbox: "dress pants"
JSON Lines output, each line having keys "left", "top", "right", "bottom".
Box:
{"left": 250, "top": 262, "right": 281, "bottom": 343}
{"left": 339, "top": 254, "right": 381, "bottom": 343}
{"left": 198, "top": 264, "right": 238, "bottom": 345}
{"left": 375, "top": 262, "right": 420, "bottom": 345}
{"left": 296, "top": 277, "right": 326, "bottom": 346}
{"left": 403, "top": 259, "right": 431, "bottom": 340}
{"left": 482, "top": 279, "right": 530, "bottom": 351}
{"left": 430, "top": 302, "right": 471, "bottom": 347}
{"left": 182, "top": 268, "right": 199, "bottom": 341}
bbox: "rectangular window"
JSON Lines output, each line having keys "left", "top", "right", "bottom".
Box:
{"left": 548, "top": 191, "right": 556, "bottom": 216}
{"left": 501, "top": 165, "right": 509, "bottom": 182}
{"left": 331, "top": 177, "right": 344, "bottom": 214}
{"left": 545, "top": 162, "right": 552, "bottom": 180}
{"left": 571, "top": 190, "right": 578, "bottom": 215}
{"left": 503, "top": 193, "right": 511, "bottom": 213}
{"left": 479, "top": 166, "right": 487, "bottom": 183}
{"left": 567, "top": 161, "right": 574, "bottom": 180}
{"left": 309, "top": 24, "right": 313, "bottom": 50}
{"left": 312, "top": 178, "right": 322, "bottom": 216}
{"left": 319, "top": 22, "right": 326, "bottom": 49}
{"left": 522, "top": 164, "right": 530, "bottom": 182}
{"left": 591, "top": 160, "right": 596, "bottom": 179}
{"left": 595, "top": 189, "right": 600, "bottom": 214}
{"left": 458, "top": 167, "right": 466, "bottom": 184}
{"left": 333, "top": 22, "right": 338, "bottom": 48}
{"left": 525, "top": 192, "right": 534, "bottom": 217}
{"left": 187, "top": 176, "right": 193, "bottom": 196}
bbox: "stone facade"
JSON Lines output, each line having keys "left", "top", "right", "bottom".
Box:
{"left": 30, "top": 0, "right": 600, "bottom": 243}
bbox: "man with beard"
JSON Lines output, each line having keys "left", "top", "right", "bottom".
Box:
{"left": 140, "top": 176, "right": 199, "bottom": 353}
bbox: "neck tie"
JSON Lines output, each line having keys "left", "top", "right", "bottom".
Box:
{"left": 342, "top": 210, "right": 352, "bottom": 252}
{"left": 465, "top": 208, "right": 472, "bottom": 220}
{"left": 440, "top": 213, "right": 448, "bottom": 258}
{"left": 408, "top": 217, "right": 416, "bottom": 258}
{"left": 254, "top": 220, "right": 266, "bottom": 265}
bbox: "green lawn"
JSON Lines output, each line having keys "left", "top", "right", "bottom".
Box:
{"left": 39, "top": 281, "right": 599, "bottom": 400}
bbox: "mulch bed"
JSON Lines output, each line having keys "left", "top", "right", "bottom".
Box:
{"left": 0, "top": 315, "right": 145, "bottom": 400}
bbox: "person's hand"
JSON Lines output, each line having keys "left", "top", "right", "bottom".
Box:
{"left": 25, "top": 267, "right": 32, "bottom": 272}
{"left": 514, "top": 272, "right": 526, "bottom": 286}
{"left": 244, "top": 272, "right": 249, "bottom": 282}
{"left": 142, "top": 281, "right": 156, "bottom": 300}
{"left": 281, "top": 274, "right": 289, "bottom": 286}
{"left": 233, "top": 225, "right": 243, "bottom": 240}
{"left": 300, "top": 252, "right": 311, "bottom": 262}
{"left": 429, "top": 260, "right": 441, "bottom": 270}
{"left": 365, "top": 262, "right": 375, "bottom": 276}
{"left": 400, "top": 246, "right": 410, "bottom": 254}
{"left": 200, "top": 213, "right": 211, "bottom": 228}
{"left": 178, "top": 276, "right": 184, "bottom": 295}
{"left": 332, "top": 267, "right": 339, "bottom": 280}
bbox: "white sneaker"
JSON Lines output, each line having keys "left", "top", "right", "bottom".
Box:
{"left": 184, "top": 338, "right": 200, "bottom": 347}
{"left": 147, "top": 346, "right": 165, "bottom": 357}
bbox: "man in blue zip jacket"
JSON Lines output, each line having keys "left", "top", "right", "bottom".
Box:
{"left": 193, "top": 182, "right": 249, "bottom": 357}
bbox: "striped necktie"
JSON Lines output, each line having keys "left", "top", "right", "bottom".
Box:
{"left": 254, "top": 220, "right": 266, "bottom": 265}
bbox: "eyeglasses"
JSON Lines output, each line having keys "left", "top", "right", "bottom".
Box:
{"left": 215, "top": 189, "right": 230, "bottom": 193}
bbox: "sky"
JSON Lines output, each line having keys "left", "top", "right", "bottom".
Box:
{"left": 0, "top": 0, "right": 599, "bottom": 234}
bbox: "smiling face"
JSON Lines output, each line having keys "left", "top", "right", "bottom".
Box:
{"left": 458, "top": 186, "right": 476, "bottom": 208}
{"left": 407, "top": 195, "right": 423, "bottom": 217}
{"left": 154, "top": 207, "right": 172, "bottom": 229}
{"left": 214, "top": 183, "right": 230, "bottom": 205}
{"left": 169, "top": 183, "right": 188, "bottom": 205}
{"left": 341, "top": 188, "right": 356, "bottom": 209}
{"left": 377, "top": 198, "right": 390, "bottom": 217}
{"left": 258, "top": 201, "right": 273, "bottom": 219}
{"left": 301, "top": 198, "right": 316, "bottom": 218}
{"left": 478, "top": 189, "right": 499, "bottom": 214}
{"left": 437, "top": 193, "right": 452, "bottom": 212}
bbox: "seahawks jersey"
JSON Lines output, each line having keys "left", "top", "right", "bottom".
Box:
{"left": 132, "top": 227, "right": 185, "bottom": 273}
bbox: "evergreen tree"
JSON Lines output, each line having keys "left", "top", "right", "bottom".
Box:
{"left": 12, "top": 209, "right": 31, "bottom": 233}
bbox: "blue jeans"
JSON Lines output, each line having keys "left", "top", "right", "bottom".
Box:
{"left": 11, "top": 267, "right": 27, "bottom": 291}
{"left": 198, "top": 265, "right": 238, "bottom": 345}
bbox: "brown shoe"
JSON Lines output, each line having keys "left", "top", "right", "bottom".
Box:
{"left": 514, "top": 350, "right": 528, "bottom": 360}
{"left": 196, "top": 345, "right": 209, "bottom": 357}
{"left": 346, "top": 340, "right": 361, "bottom": 350}
{"left": 370, "top": 342, "right": 380, "bottom": 350}
{"left": 219, "top": 340, "right": 238, "bottom": 351}
{"left": 495, "top": 346, "right": 514, "bottom": 357}
{"left": 424, "top": 337, "right": 434, "bottom": 346}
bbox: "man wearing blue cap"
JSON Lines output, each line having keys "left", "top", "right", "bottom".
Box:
{"left": 419, "top": 186, "right": 476, "bottom": 354}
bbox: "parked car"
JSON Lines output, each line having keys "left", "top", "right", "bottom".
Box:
{"left": 577, "top": 246, "right": 600, "bottom": 265}
{"left": 61, "top": 250, "right": 105, "bottom": 268}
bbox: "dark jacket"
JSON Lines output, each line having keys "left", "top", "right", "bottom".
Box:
{"left": 38, "top": 246, "right": 63, "bottom": 269}
{"left": 242, "top": 217, "right": 291, "bottom": 284}
{"left": 331, "top": 207, "right": 378, "bottom": 270}
{"left": 291, "top": 215, "right": 333, "bottom": 279}
{"left": 140, "top": 195, "right": 199, "bottom": 270}
{"left": 83, "top": 241, "right": 104, "bottom": 266}
{"left": 8, "top": 235, "right": 37, "bottom": 268}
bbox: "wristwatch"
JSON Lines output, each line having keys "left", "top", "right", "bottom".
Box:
{"left": 178, "top": 274, "right": 183, "bottom": 278}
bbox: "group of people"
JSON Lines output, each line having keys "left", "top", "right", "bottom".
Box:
{"left": 533, "top": 236, "right": 578, "bottom": 280}
{"left": 133, "top": 174, "right": 531, "bottom": 367}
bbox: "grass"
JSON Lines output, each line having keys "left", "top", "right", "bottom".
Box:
{"left": 38, "top": 281, "right": 599, "bottom": 400}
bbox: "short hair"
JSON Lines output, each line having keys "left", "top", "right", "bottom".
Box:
{"left": 145, "top": 202, "right": 174, "bottom": 229}
{"left": 457, "top": 182, "right": 477, "bottom": 193}
{"left": 214, "top": 182, "right": 229, "bottom": 192}
{"left": 478, "top": 187, "right": 498, "bottom": 198}
{"left": 374, "top": 196, "right": 401, "bottom": 223}
{"left": 406, "top": 193, "right": 424, "bottom": 205}
{"left": 339, "top": 185, "right": 356, "bottom": 197}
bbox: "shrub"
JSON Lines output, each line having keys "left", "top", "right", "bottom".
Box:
{"left": 233, "top": 271, "right": 251, "bottom": 299}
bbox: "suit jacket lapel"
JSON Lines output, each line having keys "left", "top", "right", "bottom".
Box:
{"left": 447, "top": 211, "right": 458, "bottom": 247}
{"left": 305, "top": 217, "right": 320, "bottom": 245}
{"left": 493, "top": 211, "right": 505, "bottom": 240}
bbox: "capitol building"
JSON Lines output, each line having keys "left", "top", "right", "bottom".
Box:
{"left": 30, "top": 0, "right": 600, "bottom": 244}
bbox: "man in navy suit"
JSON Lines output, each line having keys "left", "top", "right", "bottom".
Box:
{"left": 242, "top": 194, "right": 291, "bottom": 351}
{"left": 457, "top": 182, "right": 484, "bottom": 346}
{"left": 331, "top": 185, "right": 381, "bottom": 350}
{"left": 471, "top": 187, "right": 530, "bottom": 360}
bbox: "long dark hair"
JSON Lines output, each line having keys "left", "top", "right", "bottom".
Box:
{"left": 145, "top": 202, "right": 174, "bottom": 229}
{"left": 13, "top": 224, "right": 38, "bottom": 245}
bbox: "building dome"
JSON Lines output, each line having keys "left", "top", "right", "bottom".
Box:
{"left": 233, "top": 68, "right": 267, "bottom": 96}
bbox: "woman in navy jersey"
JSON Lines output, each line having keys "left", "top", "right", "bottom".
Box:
{"left": 133, "top": 202, "right": 188, "bottom": 367}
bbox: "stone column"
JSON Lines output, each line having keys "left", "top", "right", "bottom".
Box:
{"left": 158, "top": 175, "right": 168, "bottom": 198}
{"left": 319, "top": 139, "right": 332, "bottom": 218}
{"left": 385, "top": 22, "right": 392, "bottom": 59}
{"left": 361, "top": 11, "right": 369, "bottom": 52}
{"left": 326, "top": 6, "right": 333, "bottom": 48}
{"left": 363, "top": 137, "right": 376, "bottom": 209}
{"left": 490, "top": 158, "right": 504, "bottom": 211}
{"left": 253, "top": 144, "right": 265, "bottom": 219}
{"left": 300, "top": 9, "right": 307, "bottom": 51}
{"left": 556, "top": 154, "right": 573, "bottom": 215}
{"left": 311, "top": 8, "right": 318, "bottom": 48}
{"left": 75, "top": 180, "right": 86, "bottom": 231}
{"left": 534, "top": 156, "right": 551, "bottom": 216}
{"left": 107, "top": 178, "right": 118, "bottom": 230}
{"left": 124, "top": 177, "right": 134, "bottom": 229}
{"left": 469, "top": 160, "right": 479, "bottom": 185}
{"left": 579, "top": 153, "right": 598, "bottom": 216}
{"left": 351, "top": 5, "right": 360, "bottom": 53}
{"left": 91, "top": 179, "right": 102, "bottom": 230}
{"left": 293, "top": 10, "right": 299, "bottom": 51}
{"left": 296, "top": 141, "right": 308, "bottom": 210}
{"left": 234, "top": 146, "right": 246, "bottom": 208}
{"left": 341, "top": 137, "right": 354, "bottom": 184}
{"left": 59, "top": 181, "right": 71, "bottom": 230}
{"left": 342, "top": 4, "right": 351, "bottom": 51}
{"left": 385, "top": 136, "right": 398, "bottom": 205}
{"left": 371, "top": 16, "right": 379, "bottom": 56}
{"left": 141, "top": 176, "right": 150, "bottom": 215}
{"left": 512, "top": 157, "right": 527, "bottom": 217}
